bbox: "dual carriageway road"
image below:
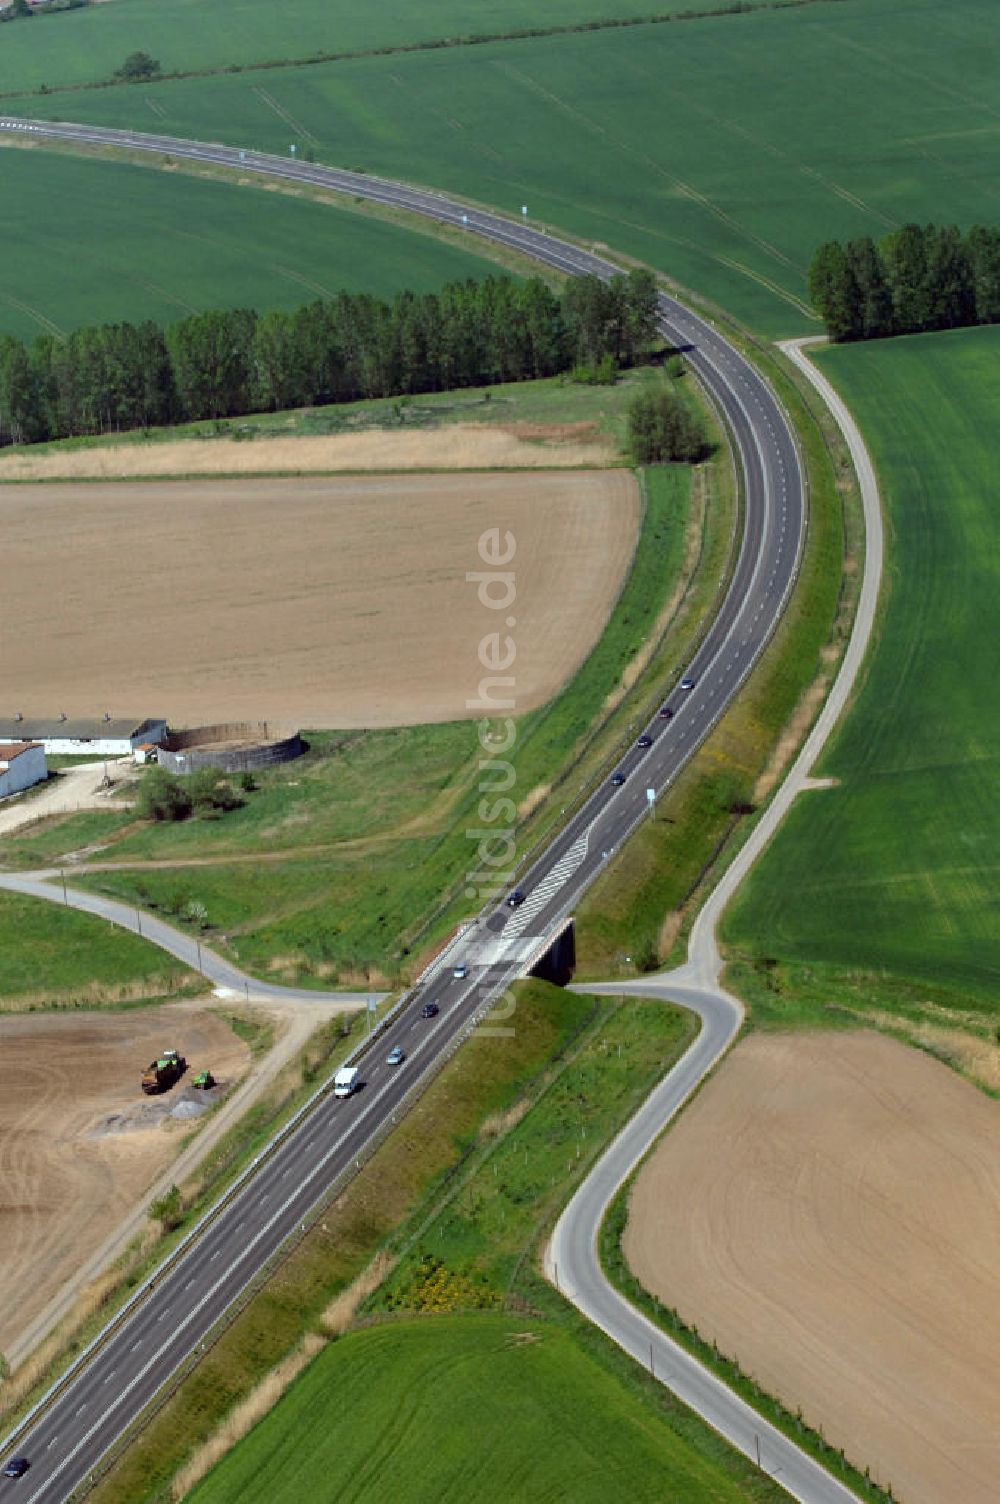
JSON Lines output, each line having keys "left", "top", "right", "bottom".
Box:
{"left": 0, "top": 118, "right": 864, "bottom": 1504}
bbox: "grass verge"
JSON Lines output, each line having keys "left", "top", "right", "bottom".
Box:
{"left": 0, "top": 889, "right": 197, "bottom": 1010}
{"left": 0, "top": 362, "right": 652, "bottom": 474}
{"left": 573, "top": 317, "right": 855, "bottom": 976}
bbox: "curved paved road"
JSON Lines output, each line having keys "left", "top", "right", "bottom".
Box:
{"left": 547, "top": 337, "right": 883, "bottom": 1503}
{"left": 0, "top": 121, "right": 820, "bottom": 1502}
{"left": 0, "top": 867, "right": 384, "bottom": 1006}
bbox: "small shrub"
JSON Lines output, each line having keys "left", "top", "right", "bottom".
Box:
{"left": 627, "top": 386, "right": 710, "bottom": 465}
{"left": 150, "top": 1185, "right": 183, "bottom": 1231}
{"left": 114, "top": 50, "right": 161, "bottom": 82}
{"left": 136, "top": 768, "right": 191, "bottom": 823}
{"left": 569, "top": 353, "right": 617, "bottom": 385}
{"left": 189, "top": 768, "right": 243, "bottom": 816}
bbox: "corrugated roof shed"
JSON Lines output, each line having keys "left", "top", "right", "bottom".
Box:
{"left": 0, "top": 718, "right": 147, "bottom": 741}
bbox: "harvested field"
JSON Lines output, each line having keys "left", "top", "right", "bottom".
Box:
{"left": 0, "top": 470, "right": 639, "bottom": 727}
{"left": 0, "top": 1001, "right": 250, "bottom": 1356}
{"left": 0, "top": 424, "right": 615, "bottom": 482}
{"left": 624, "top": 1031, "right": 1000, "bottom": 1504}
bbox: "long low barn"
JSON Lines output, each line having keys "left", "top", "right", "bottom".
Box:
{"left": 0, "top": 717, "right": 166, "bottom": 757}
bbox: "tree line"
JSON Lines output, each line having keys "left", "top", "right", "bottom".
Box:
{"left": 0, "top": 270, "right": 659, "bottom": 447}
{"left": 808, "top": 223, "right": 1000, "bottom": 343}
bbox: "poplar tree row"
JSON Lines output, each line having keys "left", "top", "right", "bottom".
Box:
{"left": 808, "top": 224, "right": 1000, "bottom": 343}
{"left": 0, "top": 270, "right": 659, "bottom": 447}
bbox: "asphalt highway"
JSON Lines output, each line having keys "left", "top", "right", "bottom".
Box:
{"left": 0, "top": 119, "right": 808, "bottom": 1502}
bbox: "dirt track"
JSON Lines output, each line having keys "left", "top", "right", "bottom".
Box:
{"left": 0, "top": 1002, "right": 250, "bottom": 1356}
{"left": 0, "top": 470, "right": 639, "bottom": 727}
{"left": 624, "top": 1031, "right": 1000, "bottom": 1504}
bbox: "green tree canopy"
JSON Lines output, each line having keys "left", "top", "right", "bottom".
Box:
{"left": 115, "top": 50, "right": 161, "bottom": 81}
{"left": 136, "top": 768, "right": 191, "bottom": 823}
{"left": 627, "top": 384, "right": 709, "bottom": 465}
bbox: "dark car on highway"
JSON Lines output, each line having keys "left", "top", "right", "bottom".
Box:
{"left": 420, "top": 1001, "right": 439, "bottom": 1018}
{"left": 3, "top": 1459, "right": 30, "bottom": 1480}
{"left": 637, "top": 734, "right": 653, "bottom": 749}
{"left": 507, "top": 890, "right": 526, "bottom": 907}
{"left": 611, "top": 771, "right": 627, "bottom": 786}
{"left": 659, "top": 705, "right": 674, "bottom": 719}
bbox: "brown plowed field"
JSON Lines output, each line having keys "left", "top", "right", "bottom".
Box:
{"left": 624, "top": 1031, "right": 1000, "bottom": 1504}
{"left": 0, "top": 1003, "right": 249, "bottom": 1355}
{"left": 0, "top": 470, "right": 639, "bottom": 727}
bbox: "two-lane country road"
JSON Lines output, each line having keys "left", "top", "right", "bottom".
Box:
{"left": 0, "top": 119, "right": 848, "bottom": 1503}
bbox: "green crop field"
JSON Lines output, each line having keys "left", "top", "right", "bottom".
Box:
{"left": 0, "top": 0, "right": 775, "bottom": 98}
{"left": 726, "top": 326, "right": 1000, "bottom": 1013}
{"left": 188, "top": 1315, "right": 763, "bottom": 1504}
{"left": 0, "top": 888, "right": 194, "bottom": 1007}
{"left": 0, "top": 148, "right": 501, "bottom": 340}
{"left": 7, "top": 0, "right": 1000, "bottom": 334}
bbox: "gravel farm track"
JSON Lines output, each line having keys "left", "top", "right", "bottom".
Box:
{"left": 0, "top": 121, "right": 884, "bottom": 1504}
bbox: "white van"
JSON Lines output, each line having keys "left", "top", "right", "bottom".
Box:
{"left": 333, "top": 1066, "right": 360, "bottom": 1098}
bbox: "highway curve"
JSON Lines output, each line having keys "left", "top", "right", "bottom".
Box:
{"left": 0, "top": 120, "right": 820, "bottom": 1503}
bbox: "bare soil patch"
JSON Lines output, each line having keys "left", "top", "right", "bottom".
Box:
{"left": 0, "top": 1001, "right": 250, "bottom": 1355}
{"left": 624, "top": 1031, "right": 1000, "bottom": 1504}
{"left": 0, "top": 470, "right": 639, "bottom": 728}
{"left": 0, "top": 759, "right": 132, "bottom": 838}
{"left": 0, "top": 424, "right": 616, "bottom": 482}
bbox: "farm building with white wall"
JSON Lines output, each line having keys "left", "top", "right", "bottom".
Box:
{"left": 0, "top": 717, "right": 167, "bottom": 757}
{"left": 0, "top": 741, "right": 47, "bottom": 798}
